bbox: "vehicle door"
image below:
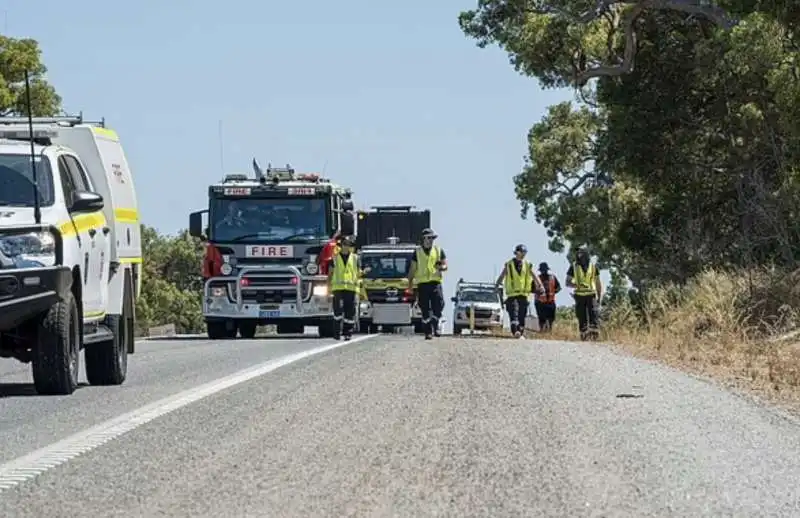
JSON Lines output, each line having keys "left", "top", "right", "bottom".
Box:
{"left": 58, "top": 155, "right": 104, "bottom": 317}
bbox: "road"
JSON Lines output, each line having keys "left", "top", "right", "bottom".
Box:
{"left": 2, "top": 335, "right": 800, "bottom": 517}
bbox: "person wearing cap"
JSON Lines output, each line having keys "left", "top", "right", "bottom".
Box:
{"left": 565, "top": 245, "right": 603, "bottom": 340}
{"left": 326, "top": 235, "right": 365, "bottom": 340}
{"left": 407, "top": 228, "right": 447, "bottom": 339}
{"left": 535, "top": 262, "right": 561, "bottom": 332}
{"left": 495, "top": 244, "right": 545, "bottom": 338}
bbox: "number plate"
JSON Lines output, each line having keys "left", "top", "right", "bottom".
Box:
{"left": 259, "top": 310, "right": 280, "bottom": 318}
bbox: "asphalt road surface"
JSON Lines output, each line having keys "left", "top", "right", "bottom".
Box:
{"left": 2, "top": 335, "right": 800, "bottom": 517}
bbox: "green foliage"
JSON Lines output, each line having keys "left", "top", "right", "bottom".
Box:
{"left": 135, "top": 225, "right": 205, "bottom": 335}
{"left": 460, "top": 0, "right": 800, "bottom": 289}
{"left": 0, "top": 35, "right": 61, "bottom": 116}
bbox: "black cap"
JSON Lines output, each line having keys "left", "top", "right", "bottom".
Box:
{"left": 421, "top": 228, "right": 438, "bottom": 239}
{"left": 539, "top": 262, "right": 549, "bottom": 272}
{"left": 340, "top": 235, "right": 356, "bottom": 246}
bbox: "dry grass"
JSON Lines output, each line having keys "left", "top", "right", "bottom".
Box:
{"left": 538, "top": 268, "right": 800, "bottom": 415}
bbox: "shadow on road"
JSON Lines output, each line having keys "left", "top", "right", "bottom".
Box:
{"left": 0, "top": 382, "right": 89, "bottom": 398}
{"left": 145, "top": 334, "right": 329, "bottom": 341}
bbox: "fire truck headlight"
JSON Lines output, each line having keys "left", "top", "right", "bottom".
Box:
{"left": 220, "top": 263, "right": 233, "bottom": 275}
{"left": 312, "top": 284, "right": 328, "bottom": 297}
{"left": 305, "top": 262, "right": 319, "bottom": 275}
{"left": 211, "top": 287, "right": 225, "bottom": 297}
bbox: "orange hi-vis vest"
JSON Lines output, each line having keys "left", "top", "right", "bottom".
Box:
{"left": 537, "top": 275, "right": 557, "bottom": 304}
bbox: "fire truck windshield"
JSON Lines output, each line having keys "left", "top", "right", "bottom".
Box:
{"left": 361, "top": 252, "right": 414, "bottom": 279}
{"left": 210, "top": 197, "right": 329, "bottom": 243}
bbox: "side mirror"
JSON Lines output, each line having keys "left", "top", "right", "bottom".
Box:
{"left": 340, "top": 211, "right": 355, "bottom": 236}
{"left": 70, "top": 191, "right": 104, "bottom": 213}
{"left": 341, "top": 200, "right": 354, "bottom": 212}
{"left": 189, "top": 211, "right": 205, "bottom": 239}
{"left": 450, "top": 297, "right": 458, "bottom": 303}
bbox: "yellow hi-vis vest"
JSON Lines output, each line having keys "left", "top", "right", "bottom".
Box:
{"left": 504, "top": 259, "right": 533, "bottom": 297}
{"left": 572, "top": 262, "right": 597, "bottom": 296}
{"left": 331, "top": 253, "right": 359, "bottom": 293}
{"left": 414, "top": 246, "right": 442, "bottom": 284}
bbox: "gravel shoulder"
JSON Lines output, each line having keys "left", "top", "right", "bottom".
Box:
{"left": 2, "top": 336, "right": 800, "bottom": 517}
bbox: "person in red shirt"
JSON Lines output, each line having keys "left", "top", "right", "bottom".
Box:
{"left": 318, "top": 231, "right": 341, "bottom": 275}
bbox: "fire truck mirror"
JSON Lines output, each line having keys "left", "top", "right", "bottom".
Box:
{"left": 341, "top": 200, "right": 354, "bottom": 212}
{"left": 340, "top": 212, "right": 355, "bottom": 236}
{"left": 189, "top": 211, "right": 204, "bottom": 238}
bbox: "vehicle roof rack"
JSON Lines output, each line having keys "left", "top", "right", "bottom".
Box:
{"left": 0, "top": 112, "right": 106, "bottom": 127}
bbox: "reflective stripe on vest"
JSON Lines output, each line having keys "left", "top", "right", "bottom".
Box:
{"left": 414, "top": 246, "right": 442, "bottom": 284}
{"left": 537, "top": 276, "right": 556, "bottom": 303}
{"left": 572, "top": 263, "right": 597, "bottom": 296}
{"left": 504, "top": 259, "right": 532, "bottom": 297}
{"left": 331, "top": 253, "right": 359, "bottom": 292}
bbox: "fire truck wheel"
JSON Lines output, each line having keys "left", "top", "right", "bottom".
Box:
{"left": 206, "top": 321, "right": 228, "bottom": 339}
{"left": 318, "top": 321, "right": 336, "bottom": 338}
{"left": 239, "top": 322, "right": 257, "bottom": 339}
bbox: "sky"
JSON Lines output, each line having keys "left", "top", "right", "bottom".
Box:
{"left": 5, "top": 0, "right": 610, "bottom": 318}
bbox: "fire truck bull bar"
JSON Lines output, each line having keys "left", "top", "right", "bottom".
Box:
{"left": 235, "top": 265, "right": 303, "bottom": 311}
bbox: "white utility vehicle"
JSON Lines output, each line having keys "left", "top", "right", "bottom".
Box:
{"left": 0, "top": 114, "right": 141, "bottom": 395}
{"left": 451, "top": 279, "right": 504, "bottom": 335}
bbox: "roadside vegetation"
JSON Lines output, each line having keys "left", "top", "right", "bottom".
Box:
{"left": 459, "top": 2, "right": 800, "bottom": 408}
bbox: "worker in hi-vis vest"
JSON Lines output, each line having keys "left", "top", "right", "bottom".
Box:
{"left": 535, "top": 262, "right": 561, "bottom": 332}
{"left": 495, "top": 244, "right": 545, "bottom": 338}
{"left": 407, "top": 228, "right": 447, "bottom": 340}
{"left": 326, "top": 235, "right": 365, "bottom": 340}
{"left": 565, "top": 245, "right": 603, "bottom": 340}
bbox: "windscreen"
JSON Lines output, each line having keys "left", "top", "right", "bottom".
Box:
{"left": 210, "top": 197, "right": 329, "bottom": 243}
{"left": 459, "top": 289, "right": 500, "bottom": 303}
{"left": 361, "top": 252, "right": 414, "bottom": 279}
{"left": 0, "top": 154, "right": 55, "bottom": 207}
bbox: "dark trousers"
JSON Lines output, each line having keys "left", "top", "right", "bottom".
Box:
{"left": 333, "top": 290, "right": 357, "bottom": 337}
{"left": 505, "top": 295, "right": 530, "bottom": 334}
{"left": 535, "top": 301, "right": 556, "bottom": 331}
{"left": 574, "top": 294, "right": 598, "bottom": 335}
{"left": 417, "top": 281, "right": 444, "bottom": 335}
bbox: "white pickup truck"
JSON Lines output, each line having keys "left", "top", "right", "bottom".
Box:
{"left": 0, "top": 116, "right": 141, "bottom": 395}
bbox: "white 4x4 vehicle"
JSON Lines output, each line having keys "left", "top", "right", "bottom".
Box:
{"left": 0, "top": 116, "right": 141, "bottom": 395}
{"left": 451, "top": 281, "right": 503, "bottom": 335}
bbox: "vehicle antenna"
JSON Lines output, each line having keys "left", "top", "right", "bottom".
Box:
{"left": 24, "top": 70, "right": 41, "bottom": 224}
{"left": 218, "top": 119, "right": 225, "bottom": 175}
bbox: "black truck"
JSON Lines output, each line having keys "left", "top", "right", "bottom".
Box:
{"left": 355, "top": 205, "right": 430, "bottom": 248}
{"left": 355, "top": 206, "right": 432, "bottom": 334}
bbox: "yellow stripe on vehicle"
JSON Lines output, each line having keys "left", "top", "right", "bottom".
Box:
{"left": 84, "top": 310, "right": 106, "bottom": 320}
{"left": 90, "top": 126, "right": 119, "bottom": 141}
{"left": 114, "top": 208, "right": 139, "bottom": 224}
{"left": 58, "top": 212, "right": 107, "bottom": 237}
{"left": 119, "top": 257, "right": 142, "bottom": 264}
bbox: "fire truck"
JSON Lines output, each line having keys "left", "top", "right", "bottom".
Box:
{"left": 189, "top": 160, "right": 355, "bottom": 339}
{"left": 355, "top": 206, "right": 430, "bottom": 334}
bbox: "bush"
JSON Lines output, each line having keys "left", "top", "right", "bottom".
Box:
{"left": 546, "top": 268, "right": 800, "bottom": 403}
{"left": 135, "top": 225, "right": 205, "bottom": 336}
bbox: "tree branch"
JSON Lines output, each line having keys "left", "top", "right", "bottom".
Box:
{"left": 541, "top": 0, "right": 739, "bottom": 84}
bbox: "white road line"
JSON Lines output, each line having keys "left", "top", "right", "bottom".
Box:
{"left": 0, "top": 334, "right": 377, "bottom": 492}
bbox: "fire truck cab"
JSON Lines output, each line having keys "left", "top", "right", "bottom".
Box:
{"left": 189, "top": 160, "right": 355, "bottom": 339}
